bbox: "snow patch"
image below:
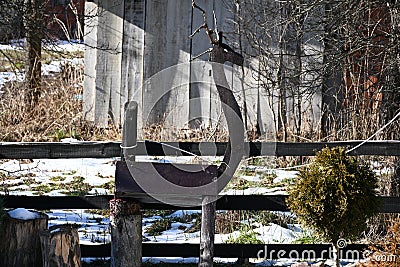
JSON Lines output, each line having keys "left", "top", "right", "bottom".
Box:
{"left": 240, "top": 174, "right": 261, "bottom": 182}
{"left": 273, "top": 170, "right": 298, "bottom": 183}
{"left": 255, "top": 223, "right": 297, "bottom": 243}
{"left": 8, "top": 208, "right": 42, "bottom": 220}
{"left": 168, "top": 210, "right": 200, "bottom": 218}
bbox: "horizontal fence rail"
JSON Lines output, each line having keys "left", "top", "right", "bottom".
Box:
{"left": 2, "top": 140, "right": 400, "bottom": 159}
{"left": 81, "top": 243, "right": 369, "bottom": 259}
{"left": 1, "top": 195, "right": 400, "bottom": 213}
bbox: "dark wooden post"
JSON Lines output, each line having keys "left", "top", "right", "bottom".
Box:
{"left": 0, "top": 208, "right": 48, "bottom": 267}
{"left": 110, "top": 199, "right": 142, "bottom": 267}
{"left": 122, "top": 101, "right": 138, "bottom": 161}
{"left": 40, "top": 225, "right": 81, "bottom": 267}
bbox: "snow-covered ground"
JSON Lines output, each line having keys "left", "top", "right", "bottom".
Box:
{"left": 0, "top": 39, "right": 84, "bottom": 90}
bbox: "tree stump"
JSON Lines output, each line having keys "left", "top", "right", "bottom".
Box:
{"left": 110, "top": 198, "right": 142, "bottom": 267}
{"left": 40, "top": 224, "right": 81, "bottom": 267}
{"left": 0, "top": 208, "right": 48, "bottom": 267}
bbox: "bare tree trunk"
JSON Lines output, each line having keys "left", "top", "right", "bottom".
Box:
{"left": 277, "top": 2, "right": 288, "bottom": 142}
{"left": 321, "top": 2, "right": 343, "bottom": 138}
{"left": 24, "top": 0, "right": 43, "bottom": 108}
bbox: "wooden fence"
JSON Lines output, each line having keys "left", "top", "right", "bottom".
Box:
{"left": 1, "top": 141, "right": 400, "bottom": 259}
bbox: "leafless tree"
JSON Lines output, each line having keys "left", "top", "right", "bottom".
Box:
{"left": 226, "top": 0, "right": 400, "bottom": 142}
{"left": 0, "top": 0, "right": 85, "bottom": 108}
{"left": 225, "top": 0, "right": 326, "bottom": 141}
{"left": 24, "top": 0, "right": 44, "bottom": 107}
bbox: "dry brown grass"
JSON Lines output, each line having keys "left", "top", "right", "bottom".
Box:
{"left": 0, "top": 65, "right": 121, "bottom": 141}
{"left": 143, "top": 123, "right": 229, "bottom": 142}
{"left": 215, "top": 211, "right": 243, "bottom": 234}
{"left": 361, "top": 217, "right": 400, "bottom": 267}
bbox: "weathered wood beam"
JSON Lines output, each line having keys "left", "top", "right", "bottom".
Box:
{"left": 82, "top": 0, "right": 98, "bottom": 122}
{"left": 83, "top": 0, "right": 124, "bottom": 127}
{"left": 81, "top": 243, "right": 368, "bottom": 259}
{"left": 2, "top": 141, "right": 400, "bottom": 159}
{"left": 2, "top": 195, "right": 399, "bottom": 213}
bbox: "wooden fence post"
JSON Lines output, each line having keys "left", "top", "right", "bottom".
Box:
{"left": 122, "top": 101, "right": 138, "bottom": 162}
{"left": 110, "top": 199, "right": 142, "bottom": 267}
{"left": 0, "top": 208, "right": 48, "bottom": 267}
{"left": 199, "top": 196, "right": 216, "bottom": 267}
{"left": 111, "top": 100, "right": 141, "bottom": 266}
{"left": 40, "top": 224, "right": 81, "bottom": 267}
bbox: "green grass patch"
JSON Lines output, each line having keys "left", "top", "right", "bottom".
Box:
{"left": 142, "top": 210, "right": 176, "bottom": 218}
{"left": 145, "top": 218, "right": 173, "bottom": 236}
{"left": 225, "top": 226, "right": 263, "bottom": 244}
{"left": 99, "top": 181, "right": 114, "bottom": 190}
{"left": 50, "top": 176, "right": 67, "bottom": 182}
{"left": 0, "top": 49, "right": 25, "bottom": 72}
{"left": 62, "top": 170, "right": 77, "bottom": 176}
{"left": 31, "top": 176, "right": 92, "bottom": 196}
{"left": 85, "top": 209, "right": 111, "bottom": 217}
{"left": 292, "top": 231, "right": 321, "bottom": 244}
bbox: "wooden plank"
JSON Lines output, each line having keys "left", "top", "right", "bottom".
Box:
{"left": 82, "top": 0, "right": 98, "bottom": 122}
{"left": 1, "top": 195, "right": 113, "bottom": 210}
{"left": 216, "top": 195, "right": 289, "bottom": 211}
{"left": 115, "top": 161, "right": 217, "bottom": 195}
{"left": 122, "top": 101, "right": 138, "bottom": 163}
{"left": 142, "top": 0, "right": 192, "bottom": 128}
{"left": 2, "top": 195, "right": 399, "bottom": 213}
{"left": 380, "top": 196, "right": 400, "bottom": 213}
{"left": 94, "top": 0, "right": 124, "bottom": 127}
{"left": 120, "top": 0, "right": 145, "bottom": 127}
{"left": 81, "top": 243, "right": 368, "bottom": 259}
{"left": 2, "top": 141, "right": 400, "bottom": 159}
{"left": 0, "top": 142, "right": 122, "bottom": 159}
{"left": 274, "top": 141, "right": 400, "bottom": 156}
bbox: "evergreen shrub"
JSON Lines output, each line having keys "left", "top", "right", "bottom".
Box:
{"left": 287, "top": 147, "right": 380, "bottom": 243}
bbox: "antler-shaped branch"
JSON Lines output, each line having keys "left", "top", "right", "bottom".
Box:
{"left": 190, "top": 0, "right": 218, "bottom": 45}
{"left": 191, "top": 1, "right": 244, "bottom": 182}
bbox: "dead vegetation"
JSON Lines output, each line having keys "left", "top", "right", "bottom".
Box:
{"left": 0, "top": 64, "right": 121, "bottom": 141}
